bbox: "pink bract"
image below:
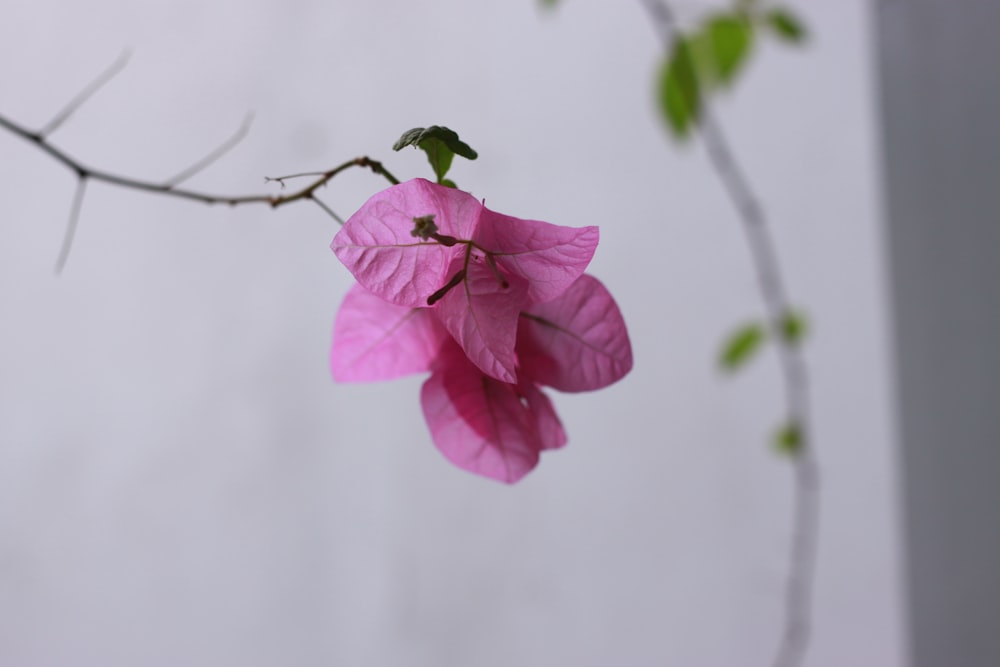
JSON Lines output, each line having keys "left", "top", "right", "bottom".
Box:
{"left": 517, "top": 274, "right": 633, "bottom": 392}
{"left": 329, "top": 271, "right": 630, "bottom": 483}
{"left": 332, "top": 179, "right": 481, "bottom": 308}
{"left": 330, "top": 179, "right": 629, "bottom": 483}
{"left": 434, "top": 256, "right": 528, "bottom": 384}
{"left": 475, "top": 208, "right": 599, "bottom": 305}
{"left": 421, "top": 342, "right": 562, "bottom": 484}
{"left": 330, "top": 283, "right": 449, "bottom": 382}
{"left": 517, "top": 379, "right": 568, "bottom": 451}
{"left": 332, "top": 178, "right": 599, "bottom": 308}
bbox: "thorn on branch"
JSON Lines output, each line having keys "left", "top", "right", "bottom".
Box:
{"left": 55, "top": 177, "right": 89, "bottom": 274}
{"left": 311, "top": 195, "right": 345, "bottom": 225}
{"left": 163, "top": 112, "right": 254, "bottom": 188}
{"left": 265, "top": 171, "right": 328, "bottom": 186}
{"left": 40, "top": 49, "right": 131, "bottom": 139}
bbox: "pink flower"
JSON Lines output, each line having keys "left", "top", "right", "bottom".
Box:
{"left": 330, "top": 179, "right": 631, "bottom": 483}
{"left": 332, "top": 179, "right": 600, "bottom": 384}
{"left": 331, "top": 275, "right": 632, "bottom": 483}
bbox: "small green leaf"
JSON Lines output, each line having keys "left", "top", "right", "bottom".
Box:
{"left": 657, "top": 36, "right": 701, "bottom": 139}
{"left": 393, "top": 126, "right": 478, "bottom": 185}
{"left": 780, "top": 310, "right": 808, "bottom": 344}
{"left": 773, "top": 421, "right": 804, "bottom": 456}
{"left": 765, "top": 8, "right": 807, "bottom": 43}
{"left": 393, "top": 127, "right": 424, "bottom": 152}
{"left": 719, "top": 322, "right": 766, "bottom": 371}
{"left": 705, "top": 14, "right": 754, "bottom": 85}
{"left": 439, "top": 178, "right": 458, "bottom": 189}
{"left": 392, "top": 126, "right": 478, "bottom": 160}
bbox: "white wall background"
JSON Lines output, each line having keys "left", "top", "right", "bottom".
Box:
{"left": 0, "top": 1, "right": 904, "bottom": 665}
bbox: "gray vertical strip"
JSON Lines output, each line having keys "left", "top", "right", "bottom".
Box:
{"left": 875, "top": 2, "right": 1000, "bottom": 665}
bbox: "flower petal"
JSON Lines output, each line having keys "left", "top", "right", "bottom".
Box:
{"left": 475, "top": 208, "right": 599, "bottom": 304}
{"left": 517, "top": 274, "right": 633, "bottom": 392}
{"left": 421, "top": 346, "right": 543, "bottom": 483}
{"left": 332, "top": 179, "right": 482, "bottom": 307}
{"left": 434, "top": 253, "right": 528, "bottom": 384}
{"left": 519, "top": 381, "right": 567, "bottom": 450}
{"left": 331, "top": 284, "right": 449, "bottom": 382}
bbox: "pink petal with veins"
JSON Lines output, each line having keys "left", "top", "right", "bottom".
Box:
{"left": 332, "top": 179, "right": 482, "bottom": 307}
{"left": 434, "top": 254, "right": 528, "bottom": 384}
{"left": 331, "top": 284, "right": 449, "bottom": 382}
{"left": 475, "top": 208, "right": 599, "bottom": 305}
{"left": 421, "top": 345, "right": 543, "bottom": 483}
{"left": 518, "top": 274, "right": 633, "bottom": 392}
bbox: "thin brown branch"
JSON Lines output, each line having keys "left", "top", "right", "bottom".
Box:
{"left": 40, "top": 49, "right": 131, "bottom": 138}
{"left": 0, "top": 111, "right": 399, "bottom": 209}
{"left": 639, "top": 2, "right": 820, "bottom": 666}
{"left": 2, "top": 84, "right": 398, "bottom": 271}
{"left": 163, "top": 113, "right": 254, "bottom": 187}
{"left": 266, "top": 171, "right": 333, "bottom": 185}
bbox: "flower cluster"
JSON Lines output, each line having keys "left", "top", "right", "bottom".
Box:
{"left": 330, "top": 178, "right": 632, "bottom": 483}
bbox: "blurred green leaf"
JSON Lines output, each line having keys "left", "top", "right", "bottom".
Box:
{"left": 780, "top": 309, "right": 809, "bottom": 344}
{"left": 719, "top": 322, "right": 766, "bottom": 371}
{"left": 773, "top": 421, "right": 804, "bottom": 456}
{"left": 705, "top": 14, "right": 754, "bottom": 85}
{"left": 765, "top": 8, "right": 807, "bottom": 43}
{"left": 439, "top": 178, "right": 458, "bottom": 189}
{"left": 657, "top": 36, "right": 701, "bottom": 139}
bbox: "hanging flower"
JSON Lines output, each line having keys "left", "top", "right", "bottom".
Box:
{"left": 331, "top": 180, "right": 631, "bottom": 483}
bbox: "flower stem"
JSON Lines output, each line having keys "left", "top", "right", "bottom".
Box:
{"left": 639, "top": 2, "right": 821, "bottom": 665}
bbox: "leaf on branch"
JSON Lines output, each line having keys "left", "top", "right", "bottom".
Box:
{"left": 657, "top": 36, "right": 702, "bottom": 140}
{"left": 719, "top": 322, "right": 766, "bottom": 371}
{"left": 702, "top": 14, "right": 755, "bottom": 86}
{"left": 780, "top": 309, "right": 808, "bottom": 345}
{"left": 765, "top": 8, "right": 807, "bottom": 44}
{"left": 773, "top": 421, "right": 804, "bottom": 456}
{"left": 393, "top": 126, "right": 478, "bottom": 185}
